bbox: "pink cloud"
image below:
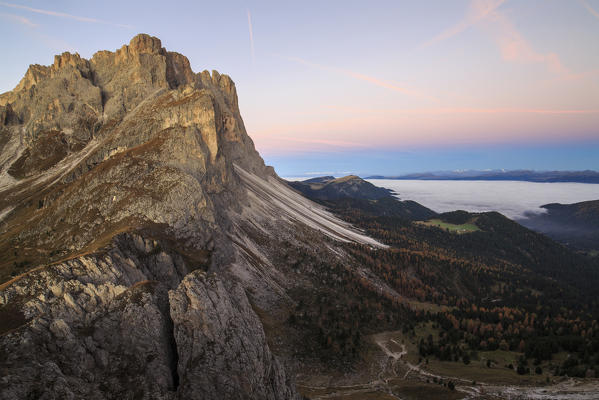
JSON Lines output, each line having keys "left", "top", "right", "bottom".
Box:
{"left": 249, "top": 103, "right": 599, "bottom": 154}
{"left": 486, "top": 8, "right": 576, "bottom": 79}
{"left": 423, "top": 0, "right": 506, "bottom": 47}
{"left": 324, "top": 105, "right": 599, "bottom": 115}
{"left": 285, "top": 56, "right": 438, "bottom": 102}
{"left": 581, "top": 0, "right": 599, "bottom": 20}
{"left": 424, "top": 0, "right": 577, "bottom": 79}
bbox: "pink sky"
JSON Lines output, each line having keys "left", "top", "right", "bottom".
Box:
{"left": 0, "top": 0, "right": 598, "bottom": 161}
{"left": 239, "top": 0, "right": 599, "bottom": 155}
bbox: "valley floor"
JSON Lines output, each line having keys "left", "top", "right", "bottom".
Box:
{"left": 296, "top": 331, "right": 599, "bottom": 400}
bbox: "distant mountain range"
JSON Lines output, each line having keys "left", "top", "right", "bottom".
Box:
{"left": 366, "top": 170, "right": 599, "bottom": 183}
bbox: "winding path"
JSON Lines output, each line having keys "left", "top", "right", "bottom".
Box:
{"left": 298, "top": 332, "right": 599, "bottom": 400}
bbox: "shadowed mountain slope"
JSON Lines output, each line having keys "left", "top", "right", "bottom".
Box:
{"left": 288, "top": 175, "right": 394, "bottom": 200}
{"left": 517, "top": 199, "right": 599, "bottom": 252}
{"left": 289, "top": 175, "right": 437, "bottom": 221}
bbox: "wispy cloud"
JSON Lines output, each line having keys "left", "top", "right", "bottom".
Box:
{"left": 445, "top": 107, "right": 599, "bottom": 115}
{"left": 285, "top": 56, "right": 438, "bottom": 102}
{"left": 425, "top": 0, "right": 576, "bottom": 79}
{"left": 0, "top": 11, "right": 36, "bottom": 27}
{"left": 276, "top": 135, "right": 368, "bottom": 148}
{"left": 326, "top": 105, "right": 599, "bottom": 115}
{"left": 252, "top": 126, "right": 373, "bottom": 153}
{"left": 484, "top": 5, "right": 575, "bottom": 78}
{"left": 247, "top": 9, "right": 255, "bottom": 63}
{"left": 250, "top": 115, "right": 375, "bottom": 138}
{"left": 0, "top": 2, "right": 133, "bottom": 28}
{"left": 423, "top": 0, "right": 506, "bottom": 47}
{"left": 581, "top": 0, "right": 599, "bottom": 20}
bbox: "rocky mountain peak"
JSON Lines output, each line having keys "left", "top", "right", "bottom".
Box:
{"left": 0, "top": 34, "right": 384, "bottom": 400}
{"left": 52, "top": 51, "right": 88, "bottom": 70}
{"left": 127, "top": 33, "right": 165, "bottom": 55}
{"left": 11, "top": 64, "right": 49, "bottom": 93}
{"left": 0, "top": 34, "right": 272, "bottom": 276}
{"left": 2, "top": 34, "right": 203, "bottom": 133}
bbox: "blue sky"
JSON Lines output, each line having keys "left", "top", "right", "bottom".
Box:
{"left": 1, "top": 0, "right": 598, "bottom": 176}
{"left": 266, "top": 142, "right": 599, "bottom": 177}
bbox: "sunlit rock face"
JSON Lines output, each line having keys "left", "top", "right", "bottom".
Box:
{"left": 0, "top": 34, "right": 300, "bottom": 400}
{"left": 0, "top": 34, "right": 383, "bottom": 399}
{"left": 0, "top": 33, "right": 271, "bottom": 275}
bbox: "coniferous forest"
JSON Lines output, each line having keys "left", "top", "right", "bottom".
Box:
{"left": 288, "top": 194, "right": 599, "bottom": 379}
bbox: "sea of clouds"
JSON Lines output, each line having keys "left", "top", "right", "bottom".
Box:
{"left": 369, "top": 180, "right": 599, "bottom": 219}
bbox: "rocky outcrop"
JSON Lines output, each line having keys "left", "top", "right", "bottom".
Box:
{"left": 0, "top": 34, "right": 268, "bottom": 281}
{"left": 0, "top": 234, "right": 185, "bottom": 399}
{"left": 0, "top": 234, "right": 299, "bottom": 399}
{"left": 170, "top": 273, "right": 298, "bottom": 400}
{"left": 0, "top": 33, "right": 263, "bottom": 181}
{"left": 0, "top": 34, "right": 384, "bottom": 399}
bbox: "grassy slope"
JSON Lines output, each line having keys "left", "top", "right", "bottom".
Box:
{"left": 418, "top": 218, "right": 480, "bottom": 234}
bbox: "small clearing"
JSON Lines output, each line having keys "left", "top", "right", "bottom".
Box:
{"left": 418, "top": 218, "right": 480, "bottom": 234}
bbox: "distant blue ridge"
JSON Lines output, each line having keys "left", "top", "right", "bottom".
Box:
{"left": 365, "top": 170, "right": 599, "bottom": 184}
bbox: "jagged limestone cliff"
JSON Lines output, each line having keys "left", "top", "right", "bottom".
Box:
{"left": 0, "top": 35, "right": 384, "bottom": 399}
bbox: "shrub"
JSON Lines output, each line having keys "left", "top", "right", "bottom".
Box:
{"left": 517, "top": 364, "right": 528, "bottom": 375}
{"left": 535, "top": 366, "right": 543, "bottom": 375}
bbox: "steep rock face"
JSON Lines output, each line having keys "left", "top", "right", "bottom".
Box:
{"left": 0, "top": 34, "right": 268, "bottom": 280}
{"left": 0, "top": 234, "right": 298, "bottom": 400}
{"left": 0, "top": 33, "right": 262, "bottom": 182}
{"left": 0, "top": 35, "right": 385, "bottom": 399}
{"left": 170, "top": 273, "right": 298, "bottom": 400}
{"left": 0, "top": 34, "right": 303, "bottom": 399}
{"left": 1, "top": 234, "right": 185, "bottom": 399}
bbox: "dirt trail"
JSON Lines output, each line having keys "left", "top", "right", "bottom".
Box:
{"left": 375, "top": 334, "right": 599, "bottom": 400}
{"left": 298, "top": 332, "right": 599, "bottom": 400}
{"left": 297, "top": 334, "right": 406, "bottom": 399}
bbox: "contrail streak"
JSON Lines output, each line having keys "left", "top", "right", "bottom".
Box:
{"left": 247, "top": 9, "right": 255, "bottom": 63}
{"left": 0, "top": 11, "right": 36, "bottom": 27}
{"left": 0, "top": 2, "right": 133, "bottom": 28}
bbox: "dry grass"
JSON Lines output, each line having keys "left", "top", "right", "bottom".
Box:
{"left": 0, "top": 128, "right": 181, "bottom": 284}
{"left": 8, "top": 130, "right": 69, "bottom": 179}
